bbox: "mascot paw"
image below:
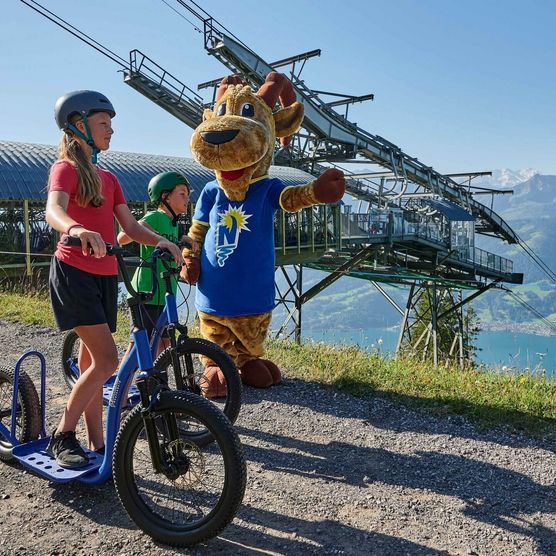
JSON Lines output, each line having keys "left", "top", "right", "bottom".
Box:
{"left": 202, "top": 365, "right": 227, "bottom": 398}
{"left": 240, "top": 359, "right": 273, "bottom": 388}
{"left": 260, "top": 359, "right": 282, "bottom": 385}
{"left": 180, "top": 257, "right": 200, "bottom": 285}
{"left": 313, "top": 168, "right": 346, "bottom": 204}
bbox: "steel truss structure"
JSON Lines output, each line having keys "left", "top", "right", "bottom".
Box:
{"left": 20, "top": 0, "right": 526, "bottom": 365}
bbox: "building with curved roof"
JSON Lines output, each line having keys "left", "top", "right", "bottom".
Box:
{"left": 0, "top": 140, "right": 316, "bottom": 202}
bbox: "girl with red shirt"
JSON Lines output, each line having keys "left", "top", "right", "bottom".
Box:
{"left": 46, "top": 90, "right": 184, "bottom": 468}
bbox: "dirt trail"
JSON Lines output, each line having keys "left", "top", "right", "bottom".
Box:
{"left": 0, "top": 320, "right": 555, "bottom": 555}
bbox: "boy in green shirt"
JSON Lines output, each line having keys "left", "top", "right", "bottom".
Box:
{"left": 118, "top": 171, "right": 195, "bottom": 353}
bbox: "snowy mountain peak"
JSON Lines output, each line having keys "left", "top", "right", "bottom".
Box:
{"left": 491, "top": 168, "right": 539, "bottom": 188}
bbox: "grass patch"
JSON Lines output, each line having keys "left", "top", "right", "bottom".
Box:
{"left": 0, "top": 291, "right": 130, "bottom": 344}
{"left": 1, "top": 290, "right": 554, "bottom": 441}
{"left": 265, "top": 337, "right": 556, "bottom": 441}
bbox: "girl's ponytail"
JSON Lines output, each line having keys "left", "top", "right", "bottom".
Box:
{"left": 57, "top": 133, "right": 104, "bottom": 207}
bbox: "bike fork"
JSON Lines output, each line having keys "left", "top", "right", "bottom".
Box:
{"left": 167, "top": 325, "right": 188, "bottom": 391}
{"left": 136, "top": 375, "right": 182, "bottom": 475}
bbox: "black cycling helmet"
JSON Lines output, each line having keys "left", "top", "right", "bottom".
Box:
{"left": 148, "top": 171, "right": 190, "bottom": 203}
{"left": 54, "top": 90, "right": 115, "bottom": 163}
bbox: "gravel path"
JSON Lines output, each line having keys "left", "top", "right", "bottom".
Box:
{"left": 0, "top": 320, "right": 554, "bottom": 556}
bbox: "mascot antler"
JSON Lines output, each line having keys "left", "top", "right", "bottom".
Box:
{"left": 257, "top": 72, "right": 298, "bottom": 147}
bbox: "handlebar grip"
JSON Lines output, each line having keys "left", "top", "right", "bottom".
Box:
{"left": 62, "top": 235, "right": 83, "bottom": 247}
{"left": 151, "top": 247, "right": 174, "bottom": 262}
{"left": 62, "top": 235, "right": 120, "bottom": 256}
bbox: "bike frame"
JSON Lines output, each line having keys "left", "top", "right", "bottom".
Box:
{"left": 81, "top": 286, "right": 181, "bottom": 484}
{"left": 4, "top": 244, "right": 184, "bottom": 485}
{"left": 80, "top": 255, "right": 184, "bottom": 483}
{"left": 1, "top": 326, "right": 159, "bottom": 485}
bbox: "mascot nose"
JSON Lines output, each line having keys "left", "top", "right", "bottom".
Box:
{"left": 201, "top": 130, "right": 239, "bottom": 145}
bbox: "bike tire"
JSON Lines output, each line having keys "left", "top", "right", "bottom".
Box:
{"left": 153, "top": 338, "right": 242, "bottom": 444}
{"left": 112, "top": 390, "right": 246, "bottom": 547}
{"left": 61, "top": 330, "right": 80, "bottom": 391}
{"left": 0, "top": 365, "right": 41, "bottom": 461}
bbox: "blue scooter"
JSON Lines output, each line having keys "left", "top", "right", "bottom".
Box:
{"left": 0, "top": 239, "right": 246, "bottom": 547}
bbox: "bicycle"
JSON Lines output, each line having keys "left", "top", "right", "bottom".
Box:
{"left": 0, "top": 239, "right": 247, "bottom": 547}
{"left": 60, "top": 240, "right": 242, "bottom": 443}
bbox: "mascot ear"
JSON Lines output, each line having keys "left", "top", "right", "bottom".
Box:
{"left": 273, "top": 101, "right": 304, "bottom": 138}
{"left": 202, "top": 108, "right": 214, "bottom": 122}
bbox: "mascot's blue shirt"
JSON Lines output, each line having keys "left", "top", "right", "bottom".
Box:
{"left": 193, "top": 176, "right": 288, "bottom": 316}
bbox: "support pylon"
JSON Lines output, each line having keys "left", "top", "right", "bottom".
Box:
{"left": 273, "top": 264, "right": 303, "bottom": 342}
{"left": 396, "top": 283, "right": 470, "bottom": 368}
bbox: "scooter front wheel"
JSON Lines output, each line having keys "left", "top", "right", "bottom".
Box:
{"left": 153, "top": 337, "right": 242, "bottom": 446}
{"left": 112, "top": 390, "right": 246, "bottom": 547}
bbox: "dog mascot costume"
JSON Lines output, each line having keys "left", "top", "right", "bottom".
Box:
{"left": 181, "top": 72, "right": 345, "bottom": 396}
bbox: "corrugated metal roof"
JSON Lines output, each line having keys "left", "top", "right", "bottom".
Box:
{"left": 425, "top": 198, "right": 475, "bottom": 221}
{"left": 0, "top": 140, "right": 316, "bottom": 202}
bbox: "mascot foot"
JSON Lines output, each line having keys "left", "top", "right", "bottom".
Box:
{"left": 240, "top": 359, "right": 273, "bottom": 388}
{"left": 260, "top": 359, "right": 282, "bottom": 385}
{"left": 202, "top": 365, "right": 227, "bottom": 398}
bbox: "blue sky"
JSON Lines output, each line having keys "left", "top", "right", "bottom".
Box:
{"left": 2, "top": 0, "right": 556, "bottom": 174}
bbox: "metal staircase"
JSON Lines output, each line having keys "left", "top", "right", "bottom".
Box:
{"left": 121, "top": 21, "right": 516, "bottom": 245}
{"left": 123, "top": 50, "right": 205, "bottom": 129}
{"left": 202, "top": 32, "right": 517, "bottom": 244}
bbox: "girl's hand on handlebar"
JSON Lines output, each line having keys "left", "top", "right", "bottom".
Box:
{"left": 156, "top": 238, "right": 185, "bottom": 266}
{"left": 70, "top": 227, "right": 106, "bottom": 258}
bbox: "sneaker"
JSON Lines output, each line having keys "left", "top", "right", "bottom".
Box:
{"left": 46, "top": 430, "right": 89, "bottom": 468}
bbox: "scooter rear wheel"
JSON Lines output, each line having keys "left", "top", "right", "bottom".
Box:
{"left": 0, "top": 366, "right": 41, "bottom": 461}
{"left": 60, "top": 330, "right": 80, "bottom": 390}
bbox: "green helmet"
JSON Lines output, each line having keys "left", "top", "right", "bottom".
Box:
{"left": 148, "top": 171, "right": 190, "bottom": 203}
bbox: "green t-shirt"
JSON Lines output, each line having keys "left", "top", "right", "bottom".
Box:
{"left": 130, "top": 210, "right": 178, "bottom": 306}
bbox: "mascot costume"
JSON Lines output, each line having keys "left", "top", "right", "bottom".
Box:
{"left": 181, "top": 72, "right": 345, "bottom": 396}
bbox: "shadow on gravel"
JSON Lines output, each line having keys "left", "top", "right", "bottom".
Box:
{"left": 238, "top": 425, "right": 556, "bottom": 556}
{"left": 369, "top": 391, "right": 556, "bottom": 450}
{"left": 217, "top": 506, "right": 450, "bottom": 555}
{"left": 243, "top": 377, "right": 556, "bottom": 452}
{"left": 48, "top": 480, "right": 135, "bottom": 530}
{"left": 38, "top": 461, "right": 447, "bottom": 555}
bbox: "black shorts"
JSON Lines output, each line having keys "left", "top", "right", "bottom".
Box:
{"left": 129, "top": 304, "right": 169, "bottom": 341}
{"left": 49, "top": 257, "right": 118, "bottom": 333}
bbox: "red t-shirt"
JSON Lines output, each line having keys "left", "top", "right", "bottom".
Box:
{"left": 49, "top": 160, "right": 126, "bottom": 275}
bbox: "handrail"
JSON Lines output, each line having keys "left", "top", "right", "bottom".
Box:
{"left": 128, "top": 49, "right": 204, "bottom": 106}
{"left": 206, "top": 33, "right": 518, "bottom": 245}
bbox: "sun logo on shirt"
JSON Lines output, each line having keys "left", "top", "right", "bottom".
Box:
{"left": 216, "top": 205, "right": 252, "bottom": 267}
{"left": 220, "top": 206, "right": 251, "bottom": 232}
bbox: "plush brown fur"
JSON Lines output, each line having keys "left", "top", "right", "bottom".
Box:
{"left": 280, "top": 183, "right": 318, "bottom": 212}
{"left": 190, "top": 82, "right": 304, "bottom": 201}
{"left": 183, "top": 73, "right": 345, "bottom": 390}
{"left": 198, "top": 311, "right": 271, "bottom": 367}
